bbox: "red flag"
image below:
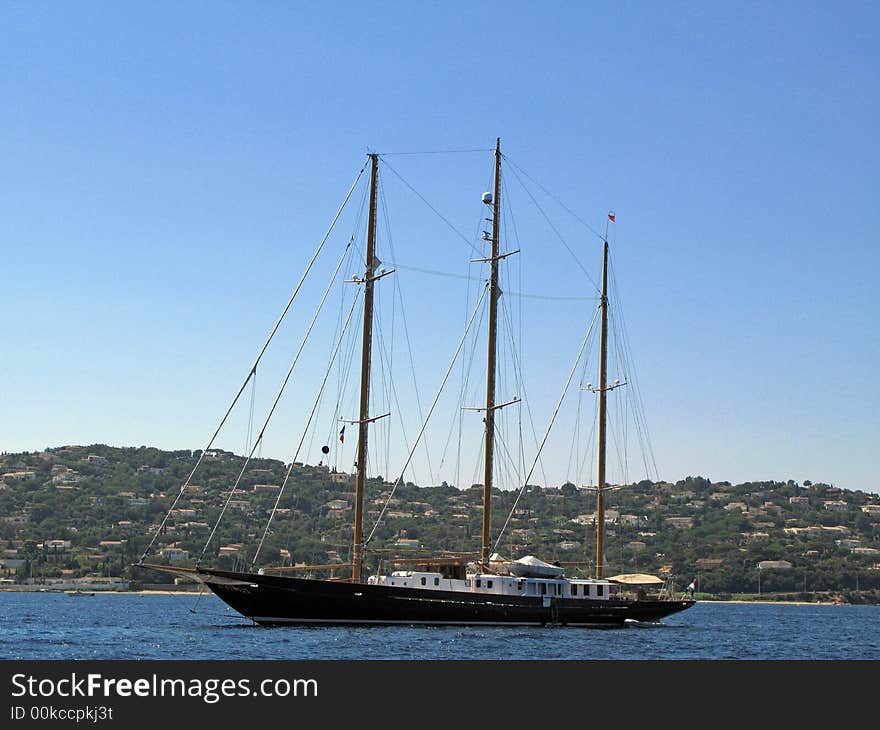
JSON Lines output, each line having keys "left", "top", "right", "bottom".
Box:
{"left": 607, "top": 211, "right": 616, "bottom": 223}
{"left": 339, "top": 425, "right": 345, "bottom": 443}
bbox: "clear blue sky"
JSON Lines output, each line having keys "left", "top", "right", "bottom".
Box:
{"left": 2, "top": 2, "right": 877, "bottom": 493}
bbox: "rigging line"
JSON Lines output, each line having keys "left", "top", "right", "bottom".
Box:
{"left": 321, "top": 242, "right": 363, "bottom": 454}
{"left": 365, "top": 282, "right": 490, "bottom": 546}
{"left": 454, "top": 154, "right": 497, "bottom": 482}
{"left": 610, "top": 259, "right": 658, "bottom": 479}
{"left": 374, "top": 314, "right": 422, "bottom": 488}
{"left": 188, "top": 581, "right": 208, "bottom": 615}
{"left": 571, "top": 331, "right": 597, "bottom": 483}
{"left": 199, "top": 234, "right": 358, "bottom": 565}
{"left": 585, "top": 387, "right": 599, "bottom": 487}
{"left": 377, "top": 173, "right": 395, "bottom": 482}
{"left": 494, "top": 424, "right": 523, "bottom": 495}
{"left": 608, "top": 385, "right": 627, "bottom": 488}
{"left": 497, "top": 436, "right": 514, "bottom": 498}
{"left": 329, "top": 179, "right": 369, "bottom": 387}
{"left": 379, "top": 157, "right": 482, "bottom": 257}
{"left": 444, "top": 288, "right": 488, "bottom": 482}
{"left": 503, "top": 154, "right": 607, "bottom": 243}
{"left": 517, "top": 366, "right": 550, "bottom": 487}
{"left": 497, "top": 284, "right": 522, "bottom": 490}
{"left": 585, "top": 337, "right": 601, "bottom": 486}
{"left": 628, "top": 332, "right": 658, "bottom": 480}
{"left": 451, "top": 157, "right": 496, "bottom": 488}
{"left": 326, "top": 289, "right": 362, "bottom": 447}
{"left": 608, "top": 303, "right": 621, "bottom": 459}
{"left": 140, "top": 159, "right": 368, "bottom": 563}
{"left": 281, "top": 490, "right": 300, "bottom": 563}
{"left": 380, "top": 175, "right": 436, "bottom": 485}
{"left": 376, "top": 148, "right": 494, "bottom": 156}
{"left": 504, "top": 161, "right": 602, "bottom": 295}
{"left": 252, "top": 290, "right": 362, "bottom": 567}
{"left": 368, "top": 283, "right": 389, "bottom": 478}
{"left": 610, "top": 302, "right": 632, "bottom": 484}
{"left": 385, "top": 288, "right": 396, "bottom": 483}
{"left": 501, "top": 175, "right": 527, "bottom": 484}
{"left": 384, "top": 214, "right": 397, "bottom": 483}
{"left": 329, "top": 307, "right": 364, "bottom": 467}
{"left": 317, "top": 251, "right": 363, "bottom": 467}
{"left": 492, "top": 304, "right": 601, "bottom": 554}
{"left": 606, "top": 304, "right": 623, "bottom": 482}
{"left": 468, "top": 428, "right": 487, "bottom": 493}
{"left": 333, "top": 181, "right": 369, "bottom": 358}
{"left": 245, "top": 370, "right": 257, "bottom": 455}
{"left": 566, "top": 388, "right": 583, "bottom": 482}
{"left": 385, "top": 262, "right": 599, "bottom": 300}
{"left": 581, "top": 271, "right": 604, "bottom": 471}
{"left": 439, "top": 288, "right": 488, "bottom": 473}
{"left": 393, "top": 275, "right": 437, "bottom": 481}
{"left": 498, "top": 285, "right": 550, "bottom": 488}
{"left": 334, "top": 304, "right": 363, "bottom": 442}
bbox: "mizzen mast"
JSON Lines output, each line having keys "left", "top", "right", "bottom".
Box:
{"left": 352, "top": 153, "right": 380, "bottom": 583}
{"left": 595, "top": 238, "right": 609, "bottom": 579}
{"left": 480, "top": 138, "right": 502, "bottom": 567}
{"left": 584, "top": 227, "right": 626, "bottom": 579}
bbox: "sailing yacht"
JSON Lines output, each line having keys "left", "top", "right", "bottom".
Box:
{"left": 141, "top": 140, "right": 694, "bottom": 626}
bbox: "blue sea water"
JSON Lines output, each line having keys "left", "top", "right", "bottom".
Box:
{"left": 1, "top": 592, "right": 877, "bottom": 660}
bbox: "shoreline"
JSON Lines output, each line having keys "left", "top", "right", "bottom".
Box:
{"left": 696, "top": 599, "right": 846, "bottom": 606}
{"left": 0, "top": 588, "right": 202, "bottom": 595}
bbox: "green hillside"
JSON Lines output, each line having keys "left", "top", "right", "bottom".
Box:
{"left": 2, "top": 444, "right": 879, "bottom": 600}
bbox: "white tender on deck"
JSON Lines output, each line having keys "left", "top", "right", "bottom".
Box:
{"left": 367, "top": 571, "right": 614, "bottom": 600}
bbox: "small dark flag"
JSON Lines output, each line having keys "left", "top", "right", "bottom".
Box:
{"left": 339, "top": 425, "right": 345, "bottom": 444}
{"left": 608, "top": 211, "right": 616, "bottom": 223}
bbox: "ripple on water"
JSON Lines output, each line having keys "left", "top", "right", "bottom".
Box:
{"left": 1, "top": 594, "right": 879, "bottom": 659}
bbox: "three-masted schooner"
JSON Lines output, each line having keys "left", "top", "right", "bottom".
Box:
{"left": 141, "top": 140, "right": 694, "bottom": 626}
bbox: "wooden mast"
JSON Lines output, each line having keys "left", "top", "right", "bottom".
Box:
{"left": 352, "top": 153, "right": 379, "bottom": 583}
{"left": 481, "top": 138, "right": 502, "bottom": 566}
{"left": 595, "top": 239, "right": 609, "bottom": 579}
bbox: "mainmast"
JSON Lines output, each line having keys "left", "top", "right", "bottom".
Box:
{"left": 352, "top": 153, "right": 379, "bottom": 583}
{"left": 595, "top": 239, "right": 609, "bottom": 579}
{"left": 481, "top": 138, "right": 502, "bottom": 566}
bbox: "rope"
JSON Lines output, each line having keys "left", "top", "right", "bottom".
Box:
{"left": 502, "top": 175, "right": 527, "bottom": 488}
{"left": 610, "top": 258, "right": 659, "bottom": 480}
{"left": 374, "top": 313, "right": 420, "bottom": 487}
{"left": 140, "top": 159, "right": 368, "bottom": 563}
{"left": 379, "top": 157, "right": 482, "bottom": 257}
{"left": 385, "top": 262, "right": 598, "bottom": 301}
{"left": 503, "top": 154, "right": 607, "bottom": 243}
{"left": 436, "top": 285, "right": 487, "bottom": 479}
{"left": 380, "top": 172, "right": 436, "bottom": 485}
{"left": 376, "top": 148, "right": 494, "bottom": 156}
{"left": 365, "top": 282, "right": 490, "bottom": 545}
{"left": 492, "top": 303, "right": 601, "bottom": 554}
{"left": 245, "top": 370, "right": 257, "bottom": 454}
{"left": 504, "top": 160, "right": 602, "bottom": 295}
{"left": 498, "top": 283, "right": 550, "bottom": 488}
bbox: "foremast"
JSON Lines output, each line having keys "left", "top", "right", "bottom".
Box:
{"left": 352, "top": 153, "right": 380, "bottom": 583}
{"left": 481, "top": 139, "right": 502, "bottom": 567}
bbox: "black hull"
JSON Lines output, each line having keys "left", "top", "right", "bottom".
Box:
{"left": 198, "top": 568, "right": 694, "bottom": 627}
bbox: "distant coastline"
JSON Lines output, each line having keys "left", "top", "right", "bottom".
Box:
{"left": 3, "top": 444, "right": 879, "bottom": 600}
{"left": 699, "top": 598, "right": 844, "bottom": 606}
